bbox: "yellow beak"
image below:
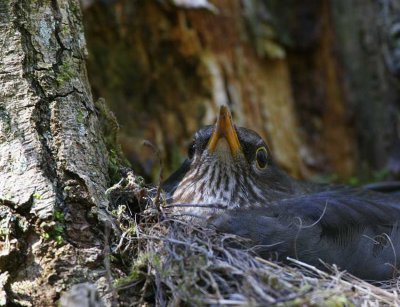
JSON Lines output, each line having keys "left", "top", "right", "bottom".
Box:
{"left": 207, "top": 106, "right": 242, "bottom": 156}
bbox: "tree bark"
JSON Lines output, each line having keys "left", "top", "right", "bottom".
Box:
{"left": 0, "top": 0, "right": 111, "bottom": 305}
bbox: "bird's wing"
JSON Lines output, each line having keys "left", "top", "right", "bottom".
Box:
{"left": 272, "top": 188, "right": 400, "bottom": 229}
{"left": 210, "top": 188, "right": 400, "bottom": 245}
{"left": 209, "top": 188, "right": 400, "bottom": 280}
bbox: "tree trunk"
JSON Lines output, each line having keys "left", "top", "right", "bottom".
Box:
{"left": 0, "top": 1, "right": 111, "bottom": 305}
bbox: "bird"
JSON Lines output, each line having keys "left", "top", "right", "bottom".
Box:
{"left": 163, "top": 106, "right": 400, "bottom": 281}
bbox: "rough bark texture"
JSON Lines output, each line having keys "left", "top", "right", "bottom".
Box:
{"left": 83, "top": 0, "right": 400, "bottom": 182}
{"left": 0, "top": 0, "right": 111, "bottom": 305}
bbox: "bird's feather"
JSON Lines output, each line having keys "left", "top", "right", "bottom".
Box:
{"left": 209, "top": 189, "right": 400, "bottom": 280}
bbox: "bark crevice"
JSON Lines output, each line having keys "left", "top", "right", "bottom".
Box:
{"left": 1, "top": 0, "right": 111, "bottom": 305}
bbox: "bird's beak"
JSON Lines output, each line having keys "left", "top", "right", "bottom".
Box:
{"left": 207, "top": 106, "right": 242, "bottom": 156}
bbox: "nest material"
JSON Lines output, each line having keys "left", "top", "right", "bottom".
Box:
{"left": 106, "top": 170, "right": 400, "bottom": 306}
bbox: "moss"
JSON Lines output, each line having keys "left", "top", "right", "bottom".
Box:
{"left": 61, "top": 24, "right": 71, "bottom": 37}
{"left": 94, "top": 98, "right": 130, "bottom": 184}
{"left": 41, "top": 222, "right": 64, "bottom": 245}
{"left": 69, "top": 0, "right": 81, "bottom": 20}
{"left": 107, "top": 149, "right": 121, "bottom": 181}
{"left": 324, "top": 295, "right": 354, "bottom": 307}
{"left": 56, "top": 57, "right": 76, "bottom": 85}
{"left": 40, "top": 210, "right": 66, "bottom": 245}
{"left": 76, "top": 109, "right": 85, "bottom": 124}
{"left": 134, "top": 175, "right": 145, "bottom": 188}
{"left": 110, "top": 204, "right": 129, "bottom": 220}
{"left": 32, "top": 192, "right": 42, "bottom": 200}
{"left": 54, "top": 210, "right": 65, "bottom": 222}
{"left": 114, "top": 252, "right": 150, "bottom": 288}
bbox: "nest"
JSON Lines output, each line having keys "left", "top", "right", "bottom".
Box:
{"left": 106, "top": 170, "right": 400, "bottom": 306}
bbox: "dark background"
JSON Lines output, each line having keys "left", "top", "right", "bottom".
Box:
{"left": 82, "top": 0, "right": 400, "bottom": 184}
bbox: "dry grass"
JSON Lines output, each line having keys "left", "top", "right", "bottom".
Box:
{"left": 106, "top": 170, "right": 400, "bottom": 306}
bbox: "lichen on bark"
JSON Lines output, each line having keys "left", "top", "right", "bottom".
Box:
{"left": 0, "top": 0, "right": 113, "bottom": 305}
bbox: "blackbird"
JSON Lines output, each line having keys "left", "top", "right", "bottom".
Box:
{"left": 163, "top": 106, "right": 400, "bottom": 281}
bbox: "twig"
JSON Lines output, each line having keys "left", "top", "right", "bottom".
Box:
{"left": 287, "top": 257, "right": 400, "bottom": 305}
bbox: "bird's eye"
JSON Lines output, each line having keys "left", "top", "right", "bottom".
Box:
{"left": 255, "top": 147, "right": 268, "bottom": 169}
{"left": 188, "top": 141, "right": 196, "bottom": 159}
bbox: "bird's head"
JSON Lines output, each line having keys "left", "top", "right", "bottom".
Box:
{"left": 163, "top": 106, "right": 298, "bottom": 217}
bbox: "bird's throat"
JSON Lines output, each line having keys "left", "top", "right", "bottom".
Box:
{"left": 211, "top": 138, "right": 236, "bottom": 163}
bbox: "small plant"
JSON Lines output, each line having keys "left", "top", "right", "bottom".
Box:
{"left": 41, "top": 210, "right": 65, "bottom": 245}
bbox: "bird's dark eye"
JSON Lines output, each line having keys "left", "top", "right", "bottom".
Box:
{"left": 188, "top": 141, "right": 196, "bottom": 159}
{"left": 255, "top": 147, "right": 268, "bottom": 169}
